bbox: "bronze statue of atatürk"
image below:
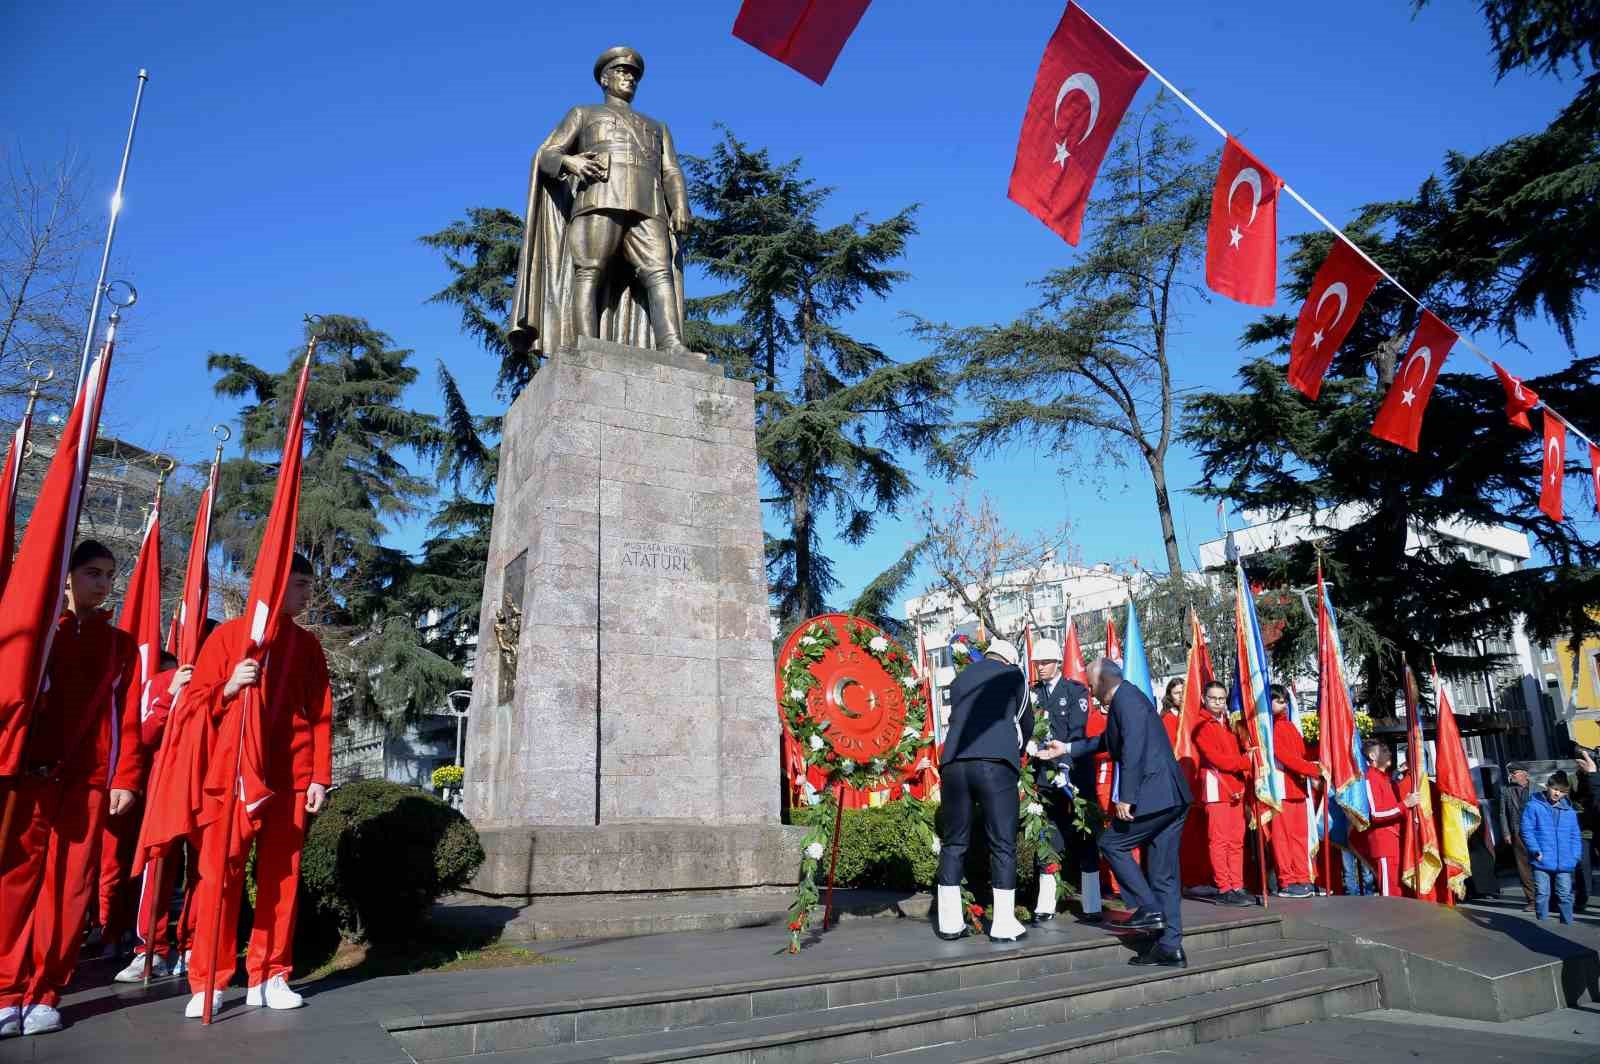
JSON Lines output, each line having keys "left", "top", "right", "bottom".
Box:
{"left": 508, "top": 46, "right": 699, "bottom": 360}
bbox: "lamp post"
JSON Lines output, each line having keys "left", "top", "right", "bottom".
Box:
{"left": 447, "top": 689, "right": 471, "bottom": 768}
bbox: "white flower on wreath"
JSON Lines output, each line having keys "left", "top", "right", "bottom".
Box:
{"left": 869, "top": 635, "right": 888, "bottom": 653}
{"left": 799, "top": 635, "right": 814, "bottom": 646}
{"left": 805, "top": 842, "right": 825, "bottom": 861}
{"left": 1030, "top": 690, "right": 1040, "bottom": 705}
{"left": 902, "top": 725, "right": 918, "bottom": 738}
{"left": 1026, "top": 801, "right": 1044, "bottom": 816}
{"left": 789, "top": 687, "right": 807, "bottom": 702}
{"left": 902, "top": 675, "right": 917, "bottom": 687}
{"left": 840, "top": 760, "right": 855, "bottom": 774}
{"left": 1025, "top": 740, "right": 1039, "bottom": 757}
{"left": 931, "top": 837, "right": 942, "bottom": 855}
{"left": 808, "top": 734, "right": 825, "bottom": 751}
{"left": 870, "top": 759, "right": 885, "bottom": 773}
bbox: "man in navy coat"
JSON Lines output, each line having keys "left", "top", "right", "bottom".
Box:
{"left": 1093, "top": 657, "right": 1193, "bottom": 966}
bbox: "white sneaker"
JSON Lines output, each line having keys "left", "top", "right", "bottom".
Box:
{"left": 114, "top": 952, "right": 171, "bottom": 983}
{"left": 245, "top": 975, "right": 303, "bottom": 1010}
{"left": 21, "top": 1003, "right": 61, "bottom": 1035}
{"left": 184, "top": 991, "right": 223, "bottom": 1019}
{"left": 0, "top": 1005, "right": 18, "bottom": 1037}
{"left": 172, "top": 950, "right": 189, "bottom": 976}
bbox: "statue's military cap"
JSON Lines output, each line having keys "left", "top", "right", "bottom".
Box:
{"left": 594, "top": 46, "right": 645, "bottom": 84}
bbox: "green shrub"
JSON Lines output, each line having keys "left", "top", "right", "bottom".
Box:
{"left": 299, "top": 780, "right": 485, "bottom": 944}
{"left": 791, "top": 798, "right": 1042, "bottom": 898}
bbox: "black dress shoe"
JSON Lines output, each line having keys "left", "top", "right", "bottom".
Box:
{"left": 1118, "top": 908, "right": 1165, "bottom": 930}
{"left": 1076, "top": 911, "right": 1104, "bottom": 924}
{"left": 935, "top": 926, "right": 972, "bottom": 941}
{"left": 1031, "top": 911, "right": 1058, "bottom": 927}
{"left": 1129, "top": 943, "right": 1187, "bottom": 968}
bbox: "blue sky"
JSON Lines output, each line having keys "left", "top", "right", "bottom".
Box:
{"left": 6, "top": 0, "right": 1594, "bottom": 610}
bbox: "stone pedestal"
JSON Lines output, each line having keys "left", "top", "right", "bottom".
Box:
{"left": 464, "top": 338, "right": 800, "bottom": 896}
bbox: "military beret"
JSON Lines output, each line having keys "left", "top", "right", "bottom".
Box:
{"left": 594, "top": 46, "right": 645, "bottom": 84}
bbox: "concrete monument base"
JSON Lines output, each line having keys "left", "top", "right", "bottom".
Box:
{"left": 464, "top": 337, "right": 796, "bottom": 897}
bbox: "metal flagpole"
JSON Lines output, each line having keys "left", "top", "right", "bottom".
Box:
{"left": 75, "top": 70, "right": 149, "bottom": 394}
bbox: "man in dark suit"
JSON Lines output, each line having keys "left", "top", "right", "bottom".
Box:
{"left": 936, "top": 640, "right": 1029, "bottom": 942}
{"left": 1093, "top": 657, "right": 1193, "bottom": 967}
{"left": 1025, "top": 638, "right": 1102, "bottom": 925}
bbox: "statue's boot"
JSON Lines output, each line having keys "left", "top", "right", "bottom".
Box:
{"left": 645, "top": 277, "right": 704, "bottom": 360}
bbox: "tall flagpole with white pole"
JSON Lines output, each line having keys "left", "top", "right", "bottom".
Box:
{"left": 75, "top": 69, "right": 149, "bottom": 394}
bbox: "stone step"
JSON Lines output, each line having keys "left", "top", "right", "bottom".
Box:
{"left": 409, "top": 939, "right": 1334, "bottom": 1063}
{"left": 384, "top": 914, "right": 1286, "bottom": 1060}
{"left": 868, "top": 968, "right": 1380, "bottom": 1064}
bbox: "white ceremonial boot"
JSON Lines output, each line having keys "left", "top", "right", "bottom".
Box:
{"left": 1079, "top": 871, "right": 1104, "bottom": 923}
{"left": 184, "top": 991, "right": 223, "bottom": 1019}
{"left": 1032, "top": 873, "right": 1058, "bottom": 925}
{"left": 935, "top": 884, "right": 967, "bottom": 940}
{"left": 245, "top": 974, "right": 304, "bottom": 1010}
{"left": 989, "top": 888, "right": 1028, "bottom": 942}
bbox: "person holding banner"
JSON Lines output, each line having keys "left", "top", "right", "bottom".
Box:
{"left": 1192, "top": 681, "right": 1253, "bottom": 906}
{"left": 0, "top": 541, "right": 141, "bottom": 1037}
{"left": 1355, "top": 739, "right": 1418, "bottom": 897}
{"left": 182, "top": 554, "right": 330, "bottom": 1018}
{"left": 1268, "top": 684, "right": 1326, "bottom": 898}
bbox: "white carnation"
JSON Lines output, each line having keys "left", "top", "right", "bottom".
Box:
{"left": 1026, "top": 802, "right": 1044, "bottom": 816}
{"left": 869, "top": 635, "right": 888, "bottom": 653}
{"left": 902, "top": 726, "right": 918, "bottom": 738}
{"left": 789, "top": 687, "right": 806, "bottom": 701}
{"left": 808, "top": 734, "right": 825, "bottom": 751}
{"left": 871, "top": 759, "right": 885, "bottom": 773}
{"left": 799, "top": 635, "right": 814, "bottom": 645}
{"left": 840, "top": 760, "right": 855, "bottom": 774}
{"left": 1025, "top": 741, "right": 1039, "bottom": 757}
{"left": 931, "top": 837, "right": 942, "bottom": 855}
{"left": 903, "top": 675, "right": 917, "bottom": 687}
{"left": 805, "top": 842, "right": 825, "bottom": 860}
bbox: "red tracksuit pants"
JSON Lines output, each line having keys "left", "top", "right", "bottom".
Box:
{"left": 0, "top": 781, "right": 107, "bottom": 1008}
{"left": 187, "top": 791, "right": 307, "bottom": 994}
{"left": 98, "top": 805, "right": 141, "bottom": 943}
{"left": 134, "top": 835, "right": 199, "bottom": 960}
{"left": 1269, "top": 798, "right": 1312, "bottom": 886}
{"left": 1356, "top": 825, "right": 1402, "bottom": 897}
{"left": 1204, "top": 799, "right": 1246, "bottom": 893}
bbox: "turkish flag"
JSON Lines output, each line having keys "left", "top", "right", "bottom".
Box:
{"left": 1591, "top": 444, "right": 1600, "bottom": 517}
{"left": 1370, "top": 310, "right": 1456, "bottom": 452}
{"left": 1287, "top": 239, "right": 1381, "bottom": 399}
{"left": 117, "top": 507, "right": 163, "bottom": 735}
{"left": 732, "top": 0, "right": 872, "bottom": 85}
{"left": 1061, "top": 616, "right": 1088, "bottom": 685}
{"left": 0, "top": 407, "right": 31, "bottom": 598}
{"left": 1492, "top": 361, "right": 1540, "bottom": 431}
{"left": 1008, "top": 3, "right": 1147, "bottom": 246}
{"left": 0, "top": 327, "right": 117, "bottom": 775}
{"left": 1540, "top": 411, "right": 1566, "bottom": 522}
{"left": 1206, "top": 138, "right": 1282, "bottom": 306}
{"left": 1104, "top": 614, "right": 1122, "bottom": 665}
{"left": 174, "top": 455, "right": 219, "bottom": 667}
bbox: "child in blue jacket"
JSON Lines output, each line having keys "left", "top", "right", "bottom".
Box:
{"left": 1520, "top": 771, "right": 1583, "bottom": 924}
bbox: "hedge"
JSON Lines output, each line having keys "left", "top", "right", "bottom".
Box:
{"left": 299, "top": 780, "right": 485, "bottom": 944}
{"left": 790, "top": 798, "right": 1044, "bottom": 898}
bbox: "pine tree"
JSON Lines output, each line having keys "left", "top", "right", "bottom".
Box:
{"left": 418, "top": 207, "right": 529, "bottom": 399}
{"left": 916, "top": 97, "right": 1211, "bottom": 580}
{"left": 209, "top": 315, "right": 463, "bottom": 729}
{"left": 684, "top": 130, "right": 954, "bottom": 623}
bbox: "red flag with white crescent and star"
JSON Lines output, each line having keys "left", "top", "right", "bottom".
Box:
{"left": 1205, "top": 138, "right": 1282, "bottom": 307}
{"left": 0, "top": 326, "right": 117, "bottom": 775}
{"left": 731, "top": 0, "right": 872, "bottom": 85}
{"left": 1007, "top": 2, "right": 1148, "bottom": 247}
{"left": 0, "top": 406, "right": 32, "bottom": 597}
{"left": 1540, "top": 411, "right": 1566, "bottom": 522}
{"left": 1370, "top": 310, "right": 1457, "bottom": 452}
{"left": 117, "top": 505, "right": 163, "bottom": 741}
{"left": 1492, "top": 361, "right": 1540, "bottom": 431}
{"left": 1287, "top": 239, "right": 1381, "bottom": 399}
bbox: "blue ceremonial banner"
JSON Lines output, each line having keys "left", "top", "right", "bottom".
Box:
{"left": 1234, "top": 563, "right": 1284, "bottom": 817}
{"left": 1123, "top": 595, "right": 1155, "bottom": 703}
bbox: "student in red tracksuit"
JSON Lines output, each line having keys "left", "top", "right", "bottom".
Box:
{"left": 1268, "top": 685, "right": 1327, "bottom": 898}
{"left": 113, "top": 653, "right": 197, "bottom": 983}
{"left": 1159, "top": 679, "right": 1184, "bottom": 750}
{"left": 1355, "top": 739, "right": 1418, "bottom": 897}
{"left": 0, "top": 541, "right": 140, "bottom": 1038}
{"left": 1193, "top": 681, "right": 1254, "bottom": 906}
{"left": 183, "top": 556, "right": 330, "bottom": 1019}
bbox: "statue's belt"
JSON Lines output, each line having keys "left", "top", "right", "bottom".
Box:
{"left": 582, "top": 142, "right": 659, "bottom": 166}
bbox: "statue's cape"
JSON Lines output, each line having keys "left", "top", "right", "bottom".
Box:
{"left": 508, "top": 127, "right": 685, "bottom": 360}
